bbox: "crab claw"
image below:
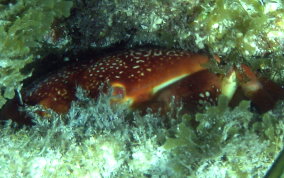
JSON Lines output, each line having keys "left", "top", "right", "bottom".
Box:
{"left": 236, "top": 64, "right": 284, "bottom": 113}
{"left": 131, "top": 69, "right": 222, "bottom": 114}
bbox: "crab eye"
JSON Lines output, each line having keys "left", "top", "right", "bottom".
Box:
{"left": 109, "top": 83, "right": 129, "bottom": 104}
{"left": 112, "top": 85, "right": 126, "bottom": 99}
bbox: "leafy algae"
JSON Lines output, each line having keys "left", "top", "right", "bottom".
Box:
{"left": 0, "top": 0, "right": 73, "bottom": 108}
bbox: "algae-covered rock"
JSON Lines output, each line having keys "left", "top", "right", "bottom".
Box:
{"left": 0, "top": 91, "right": 171, "bottom": 177}
{"left": 63, "top": 0, "right": 284, "bottom": 80}
{"left": 190, "top": 0, "right": 284, "bottom": 81}
{"left": 192, "top": 0, "right": 284, "bottom": 56}
{"left": 0, "top": 0, "right": 73, "bottom": 108}
{"left": 164, "top": 97, "right": 284, "bottom": 177}
{"left": 64, "top": 0, "right": 203, "bottom": 51}
{"left": 1, "top": 90, "right": 283, "bottom": 177}
{"left": 65, "top": 0, "right": 284, "bottom": 55}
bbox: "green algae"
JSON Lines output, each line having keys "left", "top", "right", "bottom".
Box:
{"left": 164, "top": 96, "right": 284, "bottom": 177}
{"left": 192, "top": 0, "right": 284, "bottom": 56}
{"left": 0, "top": 90, "right": 172, "bottom": 177}
{"left": 0, "top": 0, "right": 73, "bottom": 108}
{"left": 1, "top": 91, "right": 283, "bottom": 177}
{"left": 190, "top": 0, "right": 284, "bottom": 79}
{"left": 66, "top": 0, "right": 284, "bottom": 56}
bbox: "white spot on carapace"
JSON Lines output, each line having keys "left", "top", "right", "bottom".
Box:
{"left": 136, "top": 60, "right": 145, "bottom": 63}
{"left": 133, "top": 65, "right": 140, "bottom": 69}
{"left": 153, "top": 50, "right": 162, "bottom": 56}
{"left": 143, "top": 50, "right": 152, "bottom": 57}
{"left": 205, "top": 91, "right": 210, "bottom": 97}
{"left": 166, "top": 50, "right": 179, "bottom": 56}
{"left": 135, "top": 51, "right": 142, "bottom": 55}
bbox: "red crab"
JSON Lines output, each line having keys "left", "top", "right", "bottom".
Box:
{"left": 0, "top": 48, "right": 283, "bottom": 124}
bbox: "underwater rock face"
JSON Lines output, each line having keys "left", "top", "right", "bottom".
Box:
{"left": 0, "top": 48, "right": 283, "bottom": 124}
{"left": 1, "top": 0, "right": 284, "bottom": 123}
